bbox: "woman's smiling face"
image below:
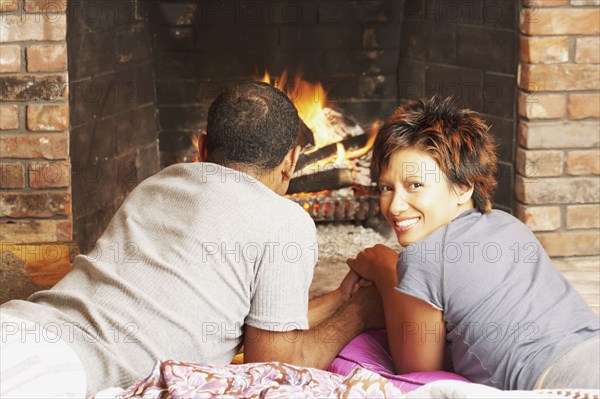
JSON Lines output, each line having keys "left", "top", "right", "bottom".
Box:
{"left": 378, "top": 148, "right": 474, "bottom": 247}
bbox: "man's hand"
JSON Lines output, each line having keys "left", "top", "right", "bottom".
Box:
{"left": 244, "top": 284, "right": 386, "bottom": 369}
{"left": 337, "top": 269, "right": 374, "bottom": 301}
{"left": 349, "top": 284, "right": 385, "bottom": 331}
{"left": 308, "top": 269, "right": 373, "bottom": 327}
{"left": 346, "top": 244, "right": 398, "bottom": 286}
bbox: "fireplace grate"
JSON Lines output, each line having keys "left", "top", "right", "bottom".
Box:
{"left": 290, "top": 194, "right": 380, "bottom": 222}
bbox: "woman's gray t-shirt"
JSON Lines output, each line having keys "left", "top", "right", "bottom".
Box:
{"left": 396, "top": 209, "right": 599, "bottom": 390}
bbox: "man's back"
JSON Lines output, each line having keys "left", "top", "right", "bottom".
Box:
{"left": 1, "top": 162, "right": 317, "bottom": 394}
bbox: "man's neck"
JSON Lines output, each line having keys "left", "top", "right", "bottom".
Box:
{"left": 217, "top": 162, "right": 282, "bottom": 193}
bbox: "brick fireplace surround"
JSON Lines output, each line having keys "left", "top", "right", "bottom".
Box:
{"left": 0, "top": 1, "right": 598, "bottom": 298}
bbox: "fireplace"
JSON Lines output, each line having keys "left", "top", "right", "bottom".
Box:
{"left": 185, "top": 70, "right": 385, "bottom": 222}
{"left": 149, "top": 0, "right": 520, "bottom": 223}
{"left": 1, "top": 0, "right": 598, "bottom": 293}
{"left": 3, "top": 0, "right": 523, "bottom": 249}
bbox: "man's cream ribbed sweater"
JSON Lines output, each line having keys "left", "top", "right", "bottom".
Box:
{"left": 1, "top": 162, "right": 317, "bottom": 394}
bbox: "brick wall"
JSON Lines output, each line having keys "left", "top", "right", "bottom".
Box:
{"left": 0, "top": 0, "right": 76, "bottom": 284}
{"left": 67, "top": 0, "right": 160, "bottom": 253}
{"left": 0, "top": 0, "right": 70, "bottom": 229}
{"left": 1, "top": 0, "right": 160, "bottom": 264}
{"left": 517, "top": 0, "right": 600, "bottom": 258}
{"left": 150, "top": 0, "right": 402, "bottom": 166}
{"left": 397, "top": 0, "right": 519, "bottom": 213}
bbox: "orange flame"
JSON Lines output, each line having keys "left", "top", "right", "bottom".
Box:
{"left": 260, "top": 71, "right": 381, "bottom": 165}
{"left": 344, "top": 120, "right": 381, "bottom": 160}
{"left": 260, "top": 71, "right": 343, "bottom": 149}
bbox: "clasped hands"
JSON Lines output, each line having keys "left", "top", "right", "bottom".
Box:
{"left": 347, "top": 244, "right": 399, "bottom": 288}
{"left": 336, "top": 244, "right": 399, "bottom": 331}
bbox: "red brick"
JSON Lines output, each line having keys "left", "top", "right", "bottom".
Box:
{"left": 567, "top": 205, "right": 600, "bottom": 229}
{"left": 26, "top": 44, "right": 67, "bottom": 72}
{"left": 0, "top": 0, "right": 18, "bottom": 12}
{"left": 568, "top": 94, "right": 600, "bottom": 119}
{"left": 0, "top": 162, "right": 25, "bottom": 189}
{"left": 29, "top": 161, "right": 70, "bottom": 188}
{"left": 537, "top": 231, "right": 600, "bottom": 257}
{"left": 518, "top": 91, "right": 565, "bottom": 119}
{"left": 571, "top": 0, "right": 600, "bottom": 5}
{"left": 56, "top": 219, "right": 71, "bottom": 241}
{"left": 0, "top": 192, "right": 71, "bottom": 217}
{"left": 521, "top": 8, "right": 600, "bottom": 35}
{"left": 516, "top": 204, "right": 561, "bottom": 231}
{"left": 516, "top": 148, "right": 564, "bottom": 177}
{"left": 0, "top": 74, "right": 67, "bottom": 101}
{"left": 24, "top": 0, "right": 67, "bottom": 13}
{"left": 518, "top": 121, "right": 600, "bottom": 149}
{"left": 0, "top": 133, "right": 69, "bottom": 159}
{"left": 520, "top": 36, "right": 569, "bottom": 64}
{"left": 0, "top": 104, "right": 19, "bottom": 130}
{"left": 523, "top": 0, "right": 568, "bottom": 5}
{"left": 516, "top": 175, "right": 600, "bottom": 204}
{"left": 0, "top": 44, "right": 20, "bottom": 72}
{"left": 519, "top": 64, "right": 600, "bottom": 91}
{"left": 26, "top": 104, "right": 68, "bottom": 131}
{"left": 566, "top": 150, "right": 600, "bottom": 175}
{"left": 0, "top": 14, "right": 66, "bottom": 42}
{"left": 575, "top": 37, "right": 600, "bottom": 64}
{"left": 0, "top": 219, "right": 71, "bottom": 243}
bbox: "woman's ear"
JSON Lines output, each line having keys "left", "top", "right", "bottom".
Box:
{"left": 456, "top": 184, "right": 474, "bottom": 205}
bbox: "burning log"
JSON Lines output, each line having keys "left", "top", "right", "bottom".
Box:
{"left": 296, "top": 134, "right": 368, "bottom": 172}
{"left": 297, "top": 119, "right": 315, "bottom": 150}
{"left": 287, "top": 167, "right": 353, "bottom": 194}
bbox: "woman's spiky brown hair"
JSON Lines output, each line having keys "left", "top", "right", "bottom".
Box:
{"left": 372, "top": 96, "right": 498, "bottom": 213}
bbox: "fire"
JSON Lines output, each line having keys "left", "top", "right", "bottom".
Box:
{"left": 294, "top": 120, "right": 379, "bottom": 177}
{"left": 260, "top": 71, "right": 344, "bottom": 149}
{"left": 260, "top": 70, "right": 380, "bottom": 175}
{"left": 335, "top": 142, "right": 346, "bottom": 165}
{"left": 344, "top": 120, "right": 381, "bottom": 160}
{"left": 295, "top": 144, "right": 346, "bottom": 177}
{"left": 185, "top": 71, "right": 381, "bottom": 199}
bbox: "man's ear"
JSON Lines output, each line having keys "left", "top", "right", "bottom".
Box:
{"left": 197, "top": 131, "right": 208, "bottom": 162}
{"left": 282, "top": 145, "right": 302, "bottom": 181}
{"left": 456, "top": 184, "right": 474, "bottom": 205}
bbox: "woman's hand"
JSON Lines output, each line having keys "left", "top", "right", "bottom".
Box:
{"left": 337, "top": 269, "right": 374, "bottom": 302}
{"left": 346, "top": 244, "right": 398, "bottom": 286}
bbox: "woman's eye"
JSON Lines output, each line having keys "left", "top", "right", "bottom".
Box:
{"left": 379, "top": 185, "right": 392, "bottom": 192}
{"left": 408, "top": 182, "right": 424, "bottom": 190}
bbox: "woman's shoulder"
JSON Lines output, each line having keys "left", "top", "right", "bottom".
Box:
{"left": 449, "top": 209, "right": 534, "bottom": 240}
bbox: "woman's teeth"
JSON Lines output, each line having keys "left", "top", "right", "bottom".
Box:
{"left": 395, "top": 218, "right": 419, "bottom": 228}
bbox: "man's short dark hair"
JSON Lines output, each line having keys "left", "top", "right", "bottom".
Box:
{"left": 206, "top": 81, "right": 300, "bottom": 171}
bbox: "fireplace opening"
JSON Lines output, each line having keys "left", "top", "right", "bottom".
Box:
{"left": 257, "top": 72, "right": 383, "bottom": 221}
{"left": 67, "top": 0, "right": 520, "bottom": 249}
{"left": 149, "top": 0, "right": 519, "bottom": 221}
{"left": 185, "top": 70, "right": 384, "bottom": 222}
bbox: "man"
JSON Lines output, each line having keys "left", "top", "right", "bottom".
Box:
{"left": 1, "top": 82, "right": 383, "bottom": 397}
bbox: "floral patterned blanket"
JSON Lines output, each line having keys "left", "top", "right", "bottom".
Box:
{"left": 112, "top": 360, "right": 403, "bottom": 398}
{"left": 93, "top": 360, "right": 598, "bottom": 399}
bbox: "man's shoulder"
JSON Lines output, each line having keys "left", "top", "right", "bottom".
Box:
{"left": 268, "top": 197, "right": 316, "bottom": 233}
